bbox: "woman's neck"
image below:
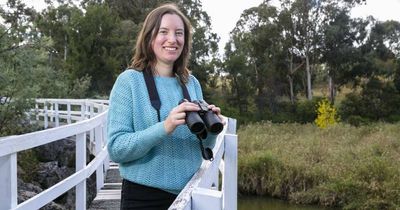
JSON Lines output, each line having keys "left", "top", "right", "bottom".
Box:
{"left": 155, "top": 63, "right": 174, "bottom": 77}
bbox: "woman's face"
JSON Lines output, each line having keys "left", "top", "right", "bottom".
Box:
{"left": 152, "top": 13, "right": 185, "bottom": 68}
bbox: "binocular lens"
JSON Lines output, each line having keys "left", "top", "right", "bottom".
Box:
{"left": 209, "top": 122, "right": 223, "bottom": 134}
{"left": 190, "top": 122, "right": 205, "bottom": 134}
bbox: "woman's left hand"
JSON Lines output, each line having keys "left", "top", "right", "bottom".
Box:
{"left": 207, "top": 104, "right": 226, "bottom": 125}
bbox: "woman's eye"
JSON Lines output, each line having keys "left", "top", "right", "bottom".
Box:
{"left": 176, "top": 31, "right": 184, "bottom": 36}
{"left": 159, "top": 30, "right": 168, "bottom": 34}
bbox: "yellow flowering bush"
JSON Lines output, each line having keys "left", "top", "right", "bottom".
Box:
{"left": 315, "top": 98, "right": 338, "bottom": 128}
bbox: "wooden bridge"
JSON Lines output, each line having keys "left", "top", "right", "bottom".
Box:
{"left": 0, "top": 98, "right": 237, "bottom": 210}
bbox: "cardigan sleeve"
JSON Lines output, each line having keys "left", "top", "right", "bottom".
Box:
{"left": 107, "top": 72, "right": 168, "bottom": 163}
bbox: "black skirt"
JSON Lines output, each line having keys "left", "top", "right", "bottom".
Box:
{"left": 120, "top": 179, "right": 177, "bottom": 210}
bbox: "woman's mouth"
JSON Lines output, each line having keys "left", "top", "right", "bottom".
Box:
{"left": 164, "top": 47, "right": 178, "bottom": 51}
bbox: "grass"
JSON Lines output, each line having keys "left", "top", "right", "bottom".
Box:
{"left": 238, "top": 122, "right": 400, "bottom": 209}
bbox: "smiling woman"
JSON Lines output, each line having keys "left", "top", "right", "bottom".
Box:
{"left": 106, "top": 3, "right": 224, "bottom": 210}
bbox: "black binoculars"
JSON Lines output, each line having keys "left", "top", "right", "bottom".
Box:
{"left": 183, "top": 100, "right": 224, "bottom": 136}
{"left": 180, "top": 99, "right": 224, "bottom": 161}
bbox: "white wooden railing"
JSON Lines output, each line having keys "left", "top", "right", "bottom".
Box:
{"left": 169, "top": 118, "right": 238, "bottom": 210}
{"left": 0, "top": 98, "right": 238, "bottom": 210}
{"left": 0, "top": 99, "right": 109, "bottom": 210}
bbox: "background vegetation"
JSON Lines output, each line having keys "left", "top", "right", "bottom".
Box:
{"left": 238, "top": 122, "right": 400, "bottom": 209}
{"left": 1, "top": 0, "right": 400, "bottom": 208}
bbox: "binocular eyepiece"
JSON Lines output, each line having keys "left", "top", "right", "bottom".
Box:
{"left": 180, "top": 100, "right": 224, "bottom": 136}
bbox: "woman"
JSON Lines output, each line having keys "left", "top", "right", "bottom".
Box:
{"left": 107, "top": 3, "right": 223, "bottom": 210}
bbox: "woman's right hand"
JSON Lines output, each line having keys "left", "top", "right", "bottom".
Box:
{"left": 164, "top": 101, "right": 200, "bottom": 134}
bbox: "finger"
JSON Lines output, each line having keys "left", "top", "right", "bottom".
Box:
{"left": 212, "top": 107, "right": 221, "bottom": 113}
{"left": 178, "top": 102, "right": 200, "bottom": 112}
{"left": 174, "top": 112, "right": 186, "bottom": 120}
{"left": 175, "top": 119, "right": 186, "bottom": 125}
{"left": 219, "top": 115, "right": 226, "bottom": 125}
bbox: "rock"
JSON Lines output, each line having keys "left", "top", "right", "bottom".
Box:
{"left": 18, "top": 178, "right": 66, "bottom": 210}
{"left": 36, "top": 161, "right": 74, "bottom": 189}
{"left": 34, "top": 138, "right": 76, "bottom": 167}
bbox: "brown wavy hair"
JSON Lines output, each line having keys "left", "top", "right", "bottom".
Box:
{"left": 130, "top": 3, "right": 192, "bottom": 83}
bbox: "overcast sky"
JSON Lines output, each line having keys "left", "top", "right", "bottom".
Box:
{"left": 1, "top": 0, "right": 400, "bottom": 55}
{"left": 202, "top": 0, "right": 400, "bottom": 55}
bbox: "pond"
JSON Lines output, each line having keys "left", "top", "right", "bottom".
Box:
{"left": 238, "top": 196, "right": 338, "bottom": 210}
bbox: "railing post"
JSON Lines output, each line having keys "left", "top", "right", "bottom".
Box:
{"left": 0, "top": 153, "right": 17, "bottom": 209}
{"left": 67, "top": 102, "right": 71, "bottom": 124}
{"left": 90, "top": 103, "right": 94, "bottom": 118}
{"left": 50, "top": 102, "right": 54, "bottom": 123}
{"left": 81, "top": 102, "right": 85, "bottom": 121}
{"left": 102, "top": 119, "right": 110, "bottom": 171}
{"left": 55, "top": 102, "right": 59, "bottom": 127}
{"left": 95, "top": 125, "right": 104, "bottom": 191}
{"left": 44, "top": 101, "right": 49, "bottom": 129}
{"left": 76, "top": 133, "right": 86, "bottom": 210}
{"left": 35, "top": 102, "right": 39, "bottom": 121}
{"left": 223, "top": 118, "right": 237, "bottom": 210}
{"left": 89, "top": 103, "right": 95, "bottom": 151}
{"left": 192, "top": 188, "right": 222, "bottom": 210}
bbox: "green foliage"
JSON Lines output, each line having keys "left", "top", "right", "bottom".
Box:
{"left": 339, "top": 78, "right": 400, "bottom": 123}
{"left": 0, "top": 23, "right": 90, "bottom": 136}
{"left": 238, "top": 122, "right": 400, "bottom": 209}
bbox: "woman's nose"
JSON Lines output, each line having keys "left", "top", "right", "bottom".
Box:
{"left": 167, "top": 32, "right": 177, "bottom": 43}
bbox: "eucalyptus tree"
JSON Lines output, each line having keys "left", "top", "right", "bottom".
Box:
{"left": 277, "top": 5, "right": 305, "bottom": 103}
{"left": 335, "top": 19, "right": 400, "bottom": 88}
{"left": 320, "top": 5, "right": 368, "bottom": 102}
{"left": 223, "top": 39, "right": 255, "bottom": 115}
{"left": 35, "top": 3, "right": 83, "bottom": 65}
{"left": 281, "top": 0, "right": 324, "bottom": 100}
{"left": 225, "top": 2, "right": 290, "bottom": 115}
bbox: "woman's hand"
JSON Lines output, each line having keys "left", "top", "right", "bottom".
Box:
{"left": 207, "top": 104, "right": 226, "bottom": 125}
{"left": 164, "top": 101, "right": 200, "bottom": 134}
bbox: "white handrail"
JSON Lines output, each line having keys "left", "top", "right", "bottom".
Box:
{"left": 0, "top": 98, "right": 237, "bottom": 210}
{"left": 169, "top": 118, "right": 238, "bottom": 210}
{"left": 0, "top": 99, "right": 109, "bottom": 210}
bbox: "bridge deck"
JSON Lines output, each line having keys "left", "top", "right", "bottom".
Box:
{"left": 89, "top": 162, "right": 122, "bottom": 210}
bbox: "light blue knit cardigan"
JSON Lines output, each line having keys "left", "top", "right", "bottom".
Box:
{"left": 107, "top": 69, "right": 216, "bottom": 194}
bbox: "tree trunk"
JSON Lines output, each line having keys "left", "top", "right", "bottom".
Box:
{"left": 64, "top": 34, "right": 67, "bottom": 61}
{"left": 328, "top": 74, "right": 336, "bottom": 103}
{"left": 288, "top": 75, "right": 294, "bottom": 104}
{"left": 306, "top": 55, "right": 312, "bottom": 100}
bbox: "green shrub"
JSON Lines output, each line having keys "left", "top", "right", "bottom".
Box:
{"left": 346, "top": 115, "right": 370, "bottom": 127}
{"left": 294, "top": 98, "right": 322, "bottom": 123}
{"left": 339, "top": 79, "right": 400, "bottom": 123}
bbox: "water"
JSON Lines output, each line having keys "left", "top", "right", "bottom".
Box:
{"left": 238, "top": 196, "right": 337, "bottom": 210}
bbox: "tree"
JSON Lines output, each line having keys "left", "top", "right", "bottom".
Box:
{"left": 320, "top": 6, "right": 367, "bottom": 102}
{"left": 225, "top": 2, "right": 291, "bottom": 116}
{"left": 287, "top": 0, "right": 323, "bottom": 100}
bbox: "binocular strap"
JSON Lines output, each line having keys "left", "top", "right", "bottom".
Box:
{"left": 196, "top": 134, "right": 214, "bottom": 161}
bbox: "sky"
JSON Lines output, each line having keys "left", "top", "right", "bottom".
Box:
{"left": 202, "top": 0, "right": 400, "bottom": 55}
{"left": 1, "top": 0, "right": 400, "bottom": 55}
